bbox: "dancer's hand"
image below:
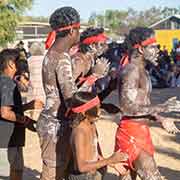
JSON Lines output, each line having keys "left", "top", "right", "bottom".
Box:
{"left": 110, "top": 152, "right": 128, "bottom": 164}
{"left": 110, "top": 163, "right": 128, "bottom": 175}
{"left": 157, "top": 115, "right": 180, "bottom": 134}
{"left": 161, "top": 118, "right": 179, "bottom": 134}
{"left": 92, "top": 57, "right": 110, "bottom": 78}
{"left": 164, "top": 97, "right": 180, "bottom": 112}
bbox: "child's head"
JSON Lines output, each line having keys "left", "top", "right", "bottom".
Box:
{"left": 69, "top": 91, "right": 100, "bottom": 128}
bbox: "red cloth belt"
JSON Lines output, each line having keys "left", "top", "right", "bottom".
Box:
{"left": 115, "top": 117, "right": 154, "bottom": 169}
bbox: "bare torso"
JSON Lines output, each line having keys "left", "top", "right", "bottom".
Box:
{"left": 118, "top": 55, "right": 155, "bottom": 120}
{"left": 71, "top": 122, "right": 99, "bottom": 173}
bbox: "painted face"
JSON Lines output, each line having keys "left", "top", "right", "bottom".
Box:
{"left": 143, "top": 37, "right": 159, "bottom": 66}
{"left": 90, "top": 41, "right": 108, "bottom": 57}
{"left": 72, "top": 28, "right": 80, "bottom": 45}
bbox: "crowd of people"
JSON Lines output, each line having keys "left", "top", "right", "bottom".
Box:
{"left": 146, "top": 44, "right": 180, "bottom": 88}
{"left": 0, "top": 6, "right": 180, "bottom": 180}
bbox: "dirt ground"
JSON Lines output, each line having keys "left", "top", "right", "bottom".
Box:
{"left": 0, "top": 88, "right": 180, "bottom": 180}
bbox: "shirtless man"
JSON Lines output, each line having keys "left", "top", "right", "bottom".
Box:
{"left": 71, "top": 27, "right": 110, "bottom": 92}
{"left": 68, "top": 91, "right": 128, "bottom": 180}
{"left": 72, "top": 27, "right": 119, "bottom": 112}
{"left": 115, "top": 27, "right": 180, "bottom": 180}
{"left": 37, "top": 7, "right": 80, "bottom": 180}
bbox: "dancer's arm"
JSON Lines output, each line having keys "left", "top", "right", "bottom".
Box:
{"left": 55, "top": 54, "right": 77, "bottom": 106}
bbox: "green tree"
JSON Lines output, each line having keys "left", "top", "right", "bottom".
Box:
{"left": 88, "top": 6, "right": 180, "bottom": 35}
{"left": 0, "top": 0, "right": 33, "bottom": 46}
{"left": 161, "top": 6, "right": 180, "bottom": 18}
{"left": 88, "top": 12, "right": 97, "bottom": 26}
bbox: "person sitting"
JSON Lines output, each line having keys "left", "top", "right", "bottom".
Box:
{"left": 67, "top": 91, "right": 128, "bottom": 180}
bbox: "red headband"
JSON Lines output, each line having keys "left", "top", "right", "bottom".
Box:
{"left": 133, "top": 37, "right": 157, "bottom": 49}
{"left": 71, "top": 96, "right": 100, "bottom": 113}
{"left": 45, "top": 23, "right": 80, "bottom": 49}
{"left": 82, "top": 33, "right": 107, "bottom": 45}
{"left": 119, "top": 54, "right": 129, "bottom": 68}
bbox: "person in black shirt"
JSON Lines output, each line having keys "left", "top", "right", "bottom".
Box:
{"left": 0, "top": 49, "right": 43, "bottom": 180}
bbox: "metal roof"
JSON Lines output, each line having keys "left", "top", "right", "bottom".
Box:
{"left": 150, "top": 15, "right": 180, "bottom": 28}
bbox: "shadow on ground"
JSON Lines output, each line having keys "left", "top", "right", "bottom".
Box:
{"left": 23, "top": 167, "right": 40, "bottom": 180}
{"left": 103, "top": 172, "right": 119, "bottom": 180}
{"left": 159, "top": 166, "right": 180, "bottom": 180}
{"left": 0, "top": 167, "right": 40, "bottom": 180}
{"left": 0, "top": 176, "right": 8, "bottom": 180}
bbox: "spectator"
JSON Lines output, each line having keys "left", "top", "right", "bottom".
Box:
{"left": 166, "top": 64, "right": 180, "bottom": 87}
{"left": 27, "top": 42, "right": 46, "bottom": 120}
{"left": 175, "top": 42, "right": 180, "bottom": 65}
{"left": 0, "top": 49, "right": 43, "bottom": 180}
{"left": 162, "top": 45, "right": 168, "bottom": 57}
{"left": 15, "top": 59, "right": 30, "bottom": 93}
{"left": 16, "top": 41, "right": 28, "bottom": 60}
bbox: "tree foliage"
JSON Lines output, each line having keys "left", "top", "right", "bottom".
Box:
{"left": 0, "top": 0, "right": 33, "bottom": 46}
{"left": 88, "top": 6, "right": 180, "bottom": 35}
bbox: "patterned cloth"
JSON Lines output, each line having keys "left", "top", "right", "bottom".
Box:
{"left": 27, "top": 55, "right": 46, "bottom": 103}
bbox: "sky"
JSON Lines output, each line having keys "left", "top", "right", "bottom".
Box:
{"left": 26, "top": 0, "right": 180, "bottom": 20}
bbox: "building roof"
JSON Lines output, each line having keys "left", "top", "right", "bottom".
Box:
{"left": 150, "top": 15, "right": 180, "bottom": 28}
{"left": 18, "top": 21, "right": 90, "bottom": 27}
{"left": 18, "top": 21, "right": 49, "bottom": 27}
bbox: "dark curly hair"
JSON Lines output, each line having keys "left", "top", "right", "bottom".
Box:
{"left": 49, "top": 6, "right": 80, "bottom": 38}
{"left": 68, "top": 91, "right": 99, "bottom": 128}
{"left": 123, "top": 27, "right": 155, "bottom": 53}
{"left": 79, "top": 27, "right": 104, "bottom": 53}
{"left": 0, "top": 49, "right": 20, "bottom": 73}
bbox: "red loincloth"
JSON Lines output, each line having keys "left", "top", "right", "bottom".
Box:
{"left": 115, "top": 117, "right": 154, "bottom": 169}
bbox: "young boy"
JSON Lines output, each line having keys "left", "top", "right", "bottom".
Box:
{"left": 68, "top": 91, "right": 128, "bottom": 180}
{"left": 0, "top": 49, "right": 43, "bottom": 179}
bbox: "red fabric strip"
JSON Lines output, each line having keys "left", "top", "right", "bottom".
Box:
{"left": 82, "top": 33, "right": 107, "bottom": 45}
{"left": 56, "top": 23, "right": 80, "bottom": 32}
{"left": 45, "top": 23, "right": 80, "bottom": 49}
{"left": 78, "top": 75, "right": 97, "bottom": 86}
{"left": 133, "top": 37, "right": 157, "bottom": 49}
{"left": 72, "top": 96, "right": 100, "bottom": 113}
{"left": 119, "top": 54, "right": 129, "bottom": 68}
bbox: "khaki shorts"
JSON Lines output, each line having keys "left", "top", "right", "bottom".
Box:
{"left": 39, "top": 126, "right": 72, "bottom": 180}
{"left": 8, "top": 147, "right": 24, "bottom": 171}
